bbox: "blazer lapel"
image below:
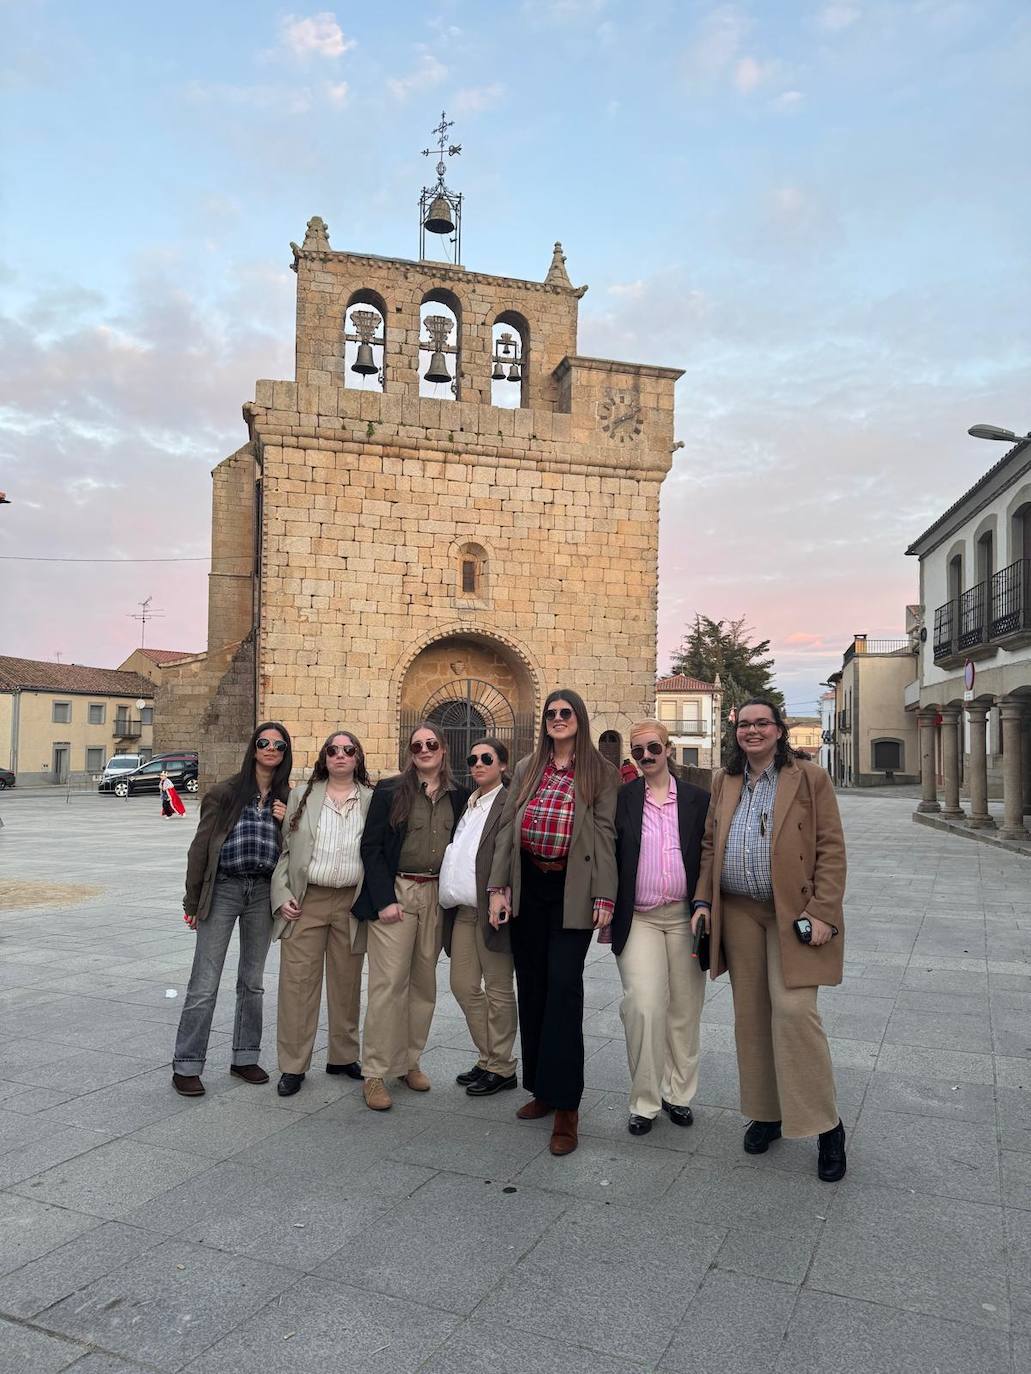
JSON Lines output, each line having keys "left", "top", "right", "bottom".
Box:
{"left": 306, "top": 779, "right": 328, "bottom": 843}
{"left": 771, "top": 765, "right": 801, "bottom": 851}
{"left": 714, "top": 772, "right": 744, "bottom": 874}
{"left": 676, "top": 779, "right": 699, "bottom": 852}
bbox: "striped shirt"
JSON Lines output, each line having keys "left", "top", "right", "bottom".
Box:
{"left": 635, "top": 775, "right": 688, "bottom": 911}
{"left": 721, "top": 762, "right": 779, "bottom": 901}
{"left": 520, "top": 758, "right": 576, "bottom": 861}
{"left": 307, "top": 792, "right": 363, "bottom": 889}
{"left": 218, "top": 795, "right": 281, "bottom": 878}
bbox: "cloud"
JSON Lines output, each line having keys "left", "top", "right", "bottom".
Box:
{"left": 454, "top": 83, "right": 504, "bottom": 115}
{"left": 280, "top": 12, "right": 355, "bottom": 60}
{"left": 387, "top": 53, "right": 447, "bottom": 102}
{"left": 325, "top": 80, "right": 349, "bottom": 107}
{"left": 683, "top": 4, "right": 750, "bottom": 77}
{"left": 783, "top": 632, "right": 826, "bottom": 646}
{"left": 816, "top": 3, "right": 862, "bottom": 31}
{"left": 733, "top": 55, "right": 779, "bottom": 93}
{"left": 770, "top": 89, "right": 804, "bottom": 111}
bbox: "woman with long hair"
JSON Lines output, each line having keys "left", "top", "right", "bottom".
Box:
{"left": 488, "top": 690, "right": 618, "bottom": 1156}
{"left": 172, "top": 722, "right": 293, "bottom": 1097}
{"left": 693, "top": 698, "right": 848, "bottom": 1181}
{"left": 354, "top": 721, "right": 468, "bottom": 1111}
{"left": 439, "top": 737, "right": 518, "bottom": 1097}
{"left": 270, "top": 730, "right": 374, "bottom": 1098}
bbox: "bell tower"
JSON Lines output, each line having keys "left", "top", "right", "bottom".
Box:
{"left": 191, "top": 117, "right": 684, "bottom": 783}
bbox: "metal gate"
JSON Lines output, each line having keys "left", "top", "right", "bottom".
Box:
{"left": 400, "top": 678, "right": 535, "bottom": 787}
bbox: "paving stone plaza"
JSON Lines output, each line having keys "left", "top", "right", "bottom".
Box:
{"left": 0, "top": 787, "right": 1028, "bottom": 1373}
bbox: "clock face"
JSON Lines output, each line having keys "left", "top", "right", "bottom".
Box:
{"left": 598, "top": 389, "right": 643, "bottom": 442}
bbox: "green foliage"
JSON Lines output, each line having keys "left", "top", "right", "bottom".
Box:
{"left": 671, "top": 615, "right": 784, "bottom": 727}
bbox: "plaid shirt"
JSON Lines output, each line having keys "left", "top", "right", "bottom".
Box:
{"left": 218, "top": 795, "right": 281, "bottom": 878}
{"left": 721, "top": 761, "right": 778, "bottom": 901}
{"left": 520, "top": 758, "right": 576, "bottom": 860}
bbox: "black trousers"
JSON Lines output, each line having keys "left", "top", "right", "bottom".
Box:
{"left": 511, "top": 853, "right": 593, "bottom": 1111}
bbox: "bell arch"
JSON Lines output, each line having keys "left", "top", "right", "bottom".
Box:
{"left": 343, "top": 288, "right": 386, "bottom": 392}
{"left": 419, "top": 288, "right": 462, "bottom": 400}
{"left": 491, "top": 309, "right": 530, "bottom": 409}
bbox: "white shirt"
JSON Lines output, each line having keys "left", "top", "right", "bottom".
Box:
{"left": 438, "top": 784, "right": 504, "bottom": 909}
{"left": 306, "top": 793, "right": 363, "bottom": 889}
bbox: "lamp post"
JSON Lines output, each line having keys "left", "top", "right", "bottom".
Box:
{"left": 968, "top": 424, "right": 1031, "bottom": 445}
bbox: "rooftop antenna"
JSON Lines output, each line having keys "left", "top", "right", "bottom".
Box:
{"left": 128, "top": 595, "right": 164, "bottom": 648}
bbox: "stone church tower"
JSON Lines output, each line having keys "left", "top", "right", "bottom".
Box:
{"left": 159, "top": 188, "right": 682, "bottom": 783}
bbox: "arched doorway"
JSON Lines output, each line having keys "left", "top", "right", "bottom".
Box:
{"left": 401, "top": 677, "right": 534, "bottom": 786}
{"left": 599, "top": 729, "right": 623, "bottom": 768}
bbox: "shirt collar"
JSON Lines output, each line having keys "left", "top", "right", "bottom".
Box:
{"left": 469, "top": 782, "right": 503, "bottom": 810}
{"left": 644, "top": 773, "right": 677, "bottom": 804}
{"left": 745, "top": 760, "right": 777, "bottom": 787}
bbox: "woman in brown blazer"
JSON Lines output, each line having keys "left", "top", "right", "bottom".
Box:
{"left": 488, "top": 690, "right": 619, "bottom": 1157}
{"left": 692, "top": 699, "right": 848, "bottom": 1181}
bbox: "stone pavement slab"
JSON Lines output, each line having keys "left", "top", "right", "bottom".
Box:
{"left": 0, "top": 788, "right": 1028, "bottom": 1372}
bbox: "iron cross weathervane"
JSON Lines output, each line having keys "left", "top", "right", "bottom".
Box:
{"left": 422, "top": 111, "right": 462, "bottom": 185}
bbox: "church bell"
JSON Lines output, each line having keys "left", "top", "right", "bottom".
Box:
{"left": 423, "top": 194, "right": 455, "bottom": 236}
{"left": 424, "top": 352, "right": 452, "bottom": 384}
{"left": 491, "top": 361, "right": 506, "bottom": 381}
{"left": 351, "top": 342, "right": 378, "bottom": 376}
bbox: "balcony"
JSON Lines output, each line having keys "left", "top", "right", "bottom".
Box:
{"left": 113, "top": 718, "right": 144, "bottom": 739}
{"left": 934, "top": 561, "right": 1031, "bottom": 667}
{"left": 664, "top": 719, "right": 705, "bottom": 736}
{"left": 837, "top": 710, "right": 850, "bottom": 734}
{"left": 842, "top": 637, "right": 913, "bottom": 664}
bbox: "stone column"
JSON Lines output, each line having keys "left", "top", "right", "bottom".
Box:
{"left": 940, "top": 707, "right": 965, "bottom": 817}
{"left": 1022, "top": 711, "right": 1031, "bottom": 813}
{"left": 916, "top": 709, "right": 941, "bottom": 813}
{"left": 965, "top": 701, "right": 995, "bottom": 829}
{"left": 998, "top": 698, "right": 1029, "bottom": 840}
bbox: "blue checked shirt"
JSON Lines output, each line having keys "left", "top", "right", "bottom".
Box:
{"left": 217, "top": 795, "right": 281, "bottom": 878}
{"left": 721, "top": 762, "right": 779, "bottom": 901}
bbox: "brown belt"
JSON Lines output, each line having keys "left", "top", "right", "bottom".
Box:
{"left": 528, "top": 856, "right": 566, "bottom": 873}
{"left": 397, "top": 873, "right": 438, "bottom": 884}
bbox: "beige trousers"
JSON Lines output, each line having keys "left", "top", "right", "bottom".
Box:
{"left": 721, "top": 892, "right": 838, "bottom": 1138}
{"left": 449, "top": 905, "right": 517, "bottom": 1077}
{"left": 616, "top": 900, "right": 705, "bottom": 1118}
{"left": 361, "top": 876, "right": 442, "bottom": 1080}
{"left": 276, "top": 884, "right": 363, "bottom": 1074}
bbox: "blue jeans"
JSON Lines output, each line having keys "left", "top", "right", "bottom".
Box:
{"left": 173, "top": 874, "right": 273, "bottom": 1076}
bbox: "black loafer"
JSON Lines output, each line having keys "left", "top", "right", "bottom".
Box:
{"left": 326, "top": 1061, "right": 362, "bottom": 1079}
{"left": 818, "top": 1120, "right": 847, "bottom": 1182}
{"left": 628, "top": 1114, "right": 653, "bottom": 1135}
{"left": 662, "top": 1099, "right": 693, "bottom": 1128}
{"left": 466, "top": 1071, "right": 517, "bottom": 1097}
{"left": 743, "top": 1119, "right": 782, "bottom": 1154}
{"left": 277, "top": 1072, "right": 304, "bottom": 1097}
{"left": 456, "top": 1065, "right": 487, "bottom": 1087}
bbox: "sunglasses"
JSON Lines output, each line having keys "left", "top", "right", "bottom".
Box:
{"left": 255, "top": 738, "right": 287, "bottom": 753}
{"left": 545, "top": 707, "right": 574, "bottom": 722}
{"left": 466, "top": 752, "right": 495, "bottom": 767}
{"left": 326, "top": 743, "right": 357, "bottom": 759}
{"left": 630, "top": 741, "right": 665, "bottom": 761}
{"left": 410, "top": 739, "right": 441, "bottom": 754}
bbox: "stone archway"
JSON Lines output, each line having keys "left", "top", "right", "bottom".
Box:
{"left": 398, "top": 634, "right": 537, "bottom": 782}
{"left": 598, "top": 729, "right": 623, "bottom": 768}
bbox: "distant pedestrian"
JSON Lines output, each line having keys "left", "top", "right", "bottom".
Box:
{"left": 439, "top": 737, "right": 517, "bottom": 1098}
{"left": 488, "top": 689, "right": 618, "bottom": 1157}
{"left": 693, "top": 699, "right": 848, "bottom": 1181}
{"left": 271, "top": 730, "right": 373, "bottom": 1098}
{"left": 171, "top": 722, "right": 292, "bottom": 1097}
{"left": 620, "top": 757, "right": 638, "bottom": 784}
{"left": 160, "top": 771, "right": 185, "bottom": 818}
{"left": 354, "top": 721, "right": 468, "bottom": 1111}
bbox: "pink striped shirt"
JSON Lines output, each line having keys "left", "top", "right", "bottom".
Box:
{"left": 634, "top": 775, "right": 688, "bottom": 911}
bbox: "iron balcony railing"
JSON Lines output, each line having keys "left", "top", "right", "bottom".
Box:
{"left": 933, "top": 601, "right": 955, "bottom": 660}
{"left": 957, "top": 582, "right": 987, "bottom": 651}
{"left": 665, "top": 719, "right": 705, "bottom": 735}
{"left": 843, "top": 637, "right": 913, "bottom": 663}
{"left": 113, "top": 718, "right": 143, "bottom": 739}
{"left": 990, "top": 559, "right": 1031, "bottom": 639}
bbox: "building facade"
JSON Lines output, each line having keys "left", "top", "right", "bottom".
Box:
{"left": 654, "top": 674, "right": 722, "bottom": 770}
{"left": 819, "top": 690, "right": 835, "bottom": 774}
{"left": 160, "top": 217, "right": 682, "bottom": 784}
{"left": 827, "top": 635, "right": 920, "bottom": 787}
{"left": 906, "top": 436, "right": 1031, "bottom": 838}
{"left": 785, "top": 716, "right": 821, "bottom": 760}
{"left": 0, "top": 656, "right": 154, "bottom": 784}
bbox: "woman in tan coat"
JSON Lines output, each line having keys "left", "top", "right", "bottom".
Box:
{"left": 692, "top": 698, "right": 848, "bottom": 1181}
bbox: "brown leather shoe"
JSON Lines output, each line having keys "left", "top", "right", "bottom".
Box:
{"left": 402, "top": 1068, "right": 431, "bottom": 1092}
{"left": 230, "top": 1064, "right": 269, "bottom": 1085}
{"left": 516, "top": 1098, "right": 553, "bottom": 1120}
{"left": 549, "top": 1109, "right": 579, "bottom": 1155}
{"left": 172, "top": 1073, "right": 204, "bottom": 1097}
{"left": 363, "top": 1076, "right": 392, "bottom": 1111}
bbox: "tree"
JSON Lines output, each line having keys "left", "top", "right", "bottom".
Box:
{"left": 671, "top": 615, "right": 784, "bottom": 727}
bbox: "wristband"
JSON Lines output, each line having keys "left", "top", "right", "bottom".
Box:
{"left": 690, "top": 900, "right": 711, "bottom": 913}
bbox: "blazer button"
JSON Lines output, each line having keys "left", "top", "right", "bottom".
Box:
{"left": 584, "top": 854, "right": 591, "bottom": 862}
{"left": 798, "top": 821, "right": 803, "bottom": 830}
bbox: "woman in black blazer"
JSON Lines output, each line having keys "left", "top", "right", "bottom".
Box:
{"left": 612, "top": 721, "right": 709, "bottom": 1137}
{"left": 354, "top": 721, "right": 468, "bottom": 1111}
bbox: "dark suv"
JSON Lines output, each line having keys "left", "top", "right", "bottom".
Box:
{"left": 112, "top": 753, "right": 199, "bottom": 798}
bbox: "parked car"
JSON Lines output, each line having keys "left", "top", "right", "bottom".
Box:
{"left": 110, "top": 753, "right": 199, "bottom": 799}
{"left": 0, "top": 767, "right": 15, "bottom": 789}
{"left": 97, "top": 755, "right": 143, "bottom": 792}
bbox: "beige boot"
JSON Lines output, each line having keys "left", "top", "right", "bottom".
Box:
{"left": 363, "top": 1076, "right": 392, "bottom": 1111}
{"left": 402, "top": 1068, "right": 431, "bottom": 1092}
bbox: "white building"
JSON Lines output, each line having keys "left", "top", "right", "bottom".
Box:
{"left": 819, "top": 690, "right": 835, "bottom": 775}
{"left": 655, "top": 674, "right": 722, "bottom": 771}
{"left": 906, "top": 433, "right": 1031, "bottom": 838}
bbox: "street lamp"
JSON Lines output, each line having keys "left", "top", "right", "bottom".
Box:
{"left": 968, "top": 423, "right": 1031, "bottom": 444}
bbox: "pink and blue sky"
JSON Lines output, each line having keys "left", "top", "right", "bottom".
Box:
{"left": 2, "top": 1, "right": 1029, "bottom": 713}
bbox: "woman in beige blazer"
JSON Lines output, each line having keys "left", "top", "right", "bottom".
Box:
{"left": 488, "top": 690, "right": 618, "bottom": 1157}
{"left": 271, "top": 730, "right": 373, "bottom": 1098}
{"left": 693, "top": 699, "right": 848, "bottom": 1181}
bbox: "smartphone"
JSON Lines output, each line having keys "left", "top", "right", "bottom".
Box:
{"left": 794, "top": 918, "right": 839, "bottom": 944}
{"left": 691, "top": 922, "right": 706, "bottom": 958}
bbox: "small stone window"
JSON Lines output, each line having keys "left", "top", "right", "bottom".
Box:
{"left": 455, "top": 542, "right": 488, "bottom": 604}
{"left": 872, "top": 739, "right": 903, "bottom": 771}
{"left": 461, "top": 558, "right": 478, "bottom": 595}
